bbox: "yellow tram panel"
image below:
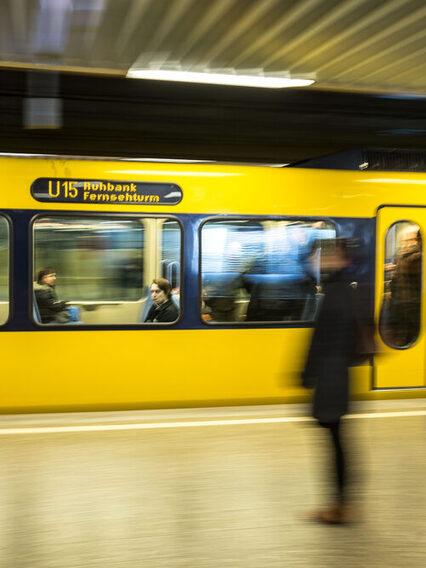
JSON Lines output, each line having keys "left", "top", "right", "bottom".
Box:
{"left": 0, "top": 155, "right": 425, "bottom": 412}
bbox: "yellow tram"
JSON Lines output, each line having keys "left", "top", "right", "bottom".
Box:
{"left": 0, "top": 154, "right": 425, "bottom": 413}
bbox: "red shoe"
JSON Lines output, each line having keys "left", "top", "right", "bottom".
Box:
{"left": 305, "top": 505, "right": 349, "bottom": 525}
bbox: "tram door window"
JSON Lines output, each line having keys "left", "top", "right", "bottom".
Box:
{"left": 375, "top": 207, "right": 426, "bottom": 388}
{"left": 32, "top": 216, "right": 181, "bottom": 325}
{"left": 380, "top": 221, "right": 422, "bottom": 348}
{"left": 200, "top": 218, "right": 335, "bottom": 323}
{"left": 0, "top": 216, "right": 9, "bottom": 325}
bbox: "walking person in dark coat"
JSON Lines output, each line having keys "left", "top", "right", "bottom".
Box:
{"left": 302, "top": 238, "right": 359, "bottom": 524}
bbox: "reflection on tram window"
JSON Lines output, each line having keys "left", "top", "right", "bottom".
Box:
{"left": 201, "top": 219, "right": 335, "bottom": 323}
{"left": 33, "top": 216, "right": 181, "bottom": 325}
{"left": 161, "top": 220, "right": 181, "bottom": 291}
{"left": 381, "top": 221, "right": 422, "bottom": 348}
{"left": 0, "top": 216, "right": 9, "bottom": 325}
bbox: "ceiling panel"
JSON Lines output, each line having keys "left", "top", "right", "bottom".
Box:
{"left": 0, "top": 0, "right": 425, "bottom": 94}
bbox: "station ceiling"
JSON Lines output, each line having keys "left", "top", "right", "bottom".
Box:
{"left": 1, "top": 0, "right": 426, "bottom": 95}
{"left": 0, "top": 0, "right": 426, "bottom": 164}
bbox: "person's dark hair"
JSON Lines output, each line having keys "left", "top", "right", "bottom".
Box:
{"left": 335, "top": 237, "right": 360, "bottom": 262}
{"left": 152, "top": 277, "right": 172, "bottom": 300}
{"left": 37, "top": 267, "right": 55, "bottom": 284}
{"left": 310, "top": 238, "right": 359, "bottom": 262}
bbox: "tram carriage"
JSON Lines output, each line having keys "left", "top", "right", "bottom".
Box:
{"left": 0, "top": 154, "right": 425, "bottom": 413}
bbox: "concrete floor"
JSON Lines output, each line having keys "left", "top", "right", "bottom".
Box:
{"left": 0, "top": 400, "right": 425, "bottom": 568}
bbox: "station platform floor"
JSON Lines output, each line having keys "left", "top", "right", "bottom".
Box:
{"left": 0, "top": 398, "right": 425, "bottom": 568}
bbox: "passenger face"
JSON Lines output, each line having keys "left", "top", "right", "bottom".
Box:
{"left": 320, "top": 252, "right": 340, "bottom": 272}
{"left": 42, "top": 272, "right": 56, "bottom": 286}
{"left": 402, "top": 231, "right": 419, "bottom": 251}
{"left": 311, "top": 250, "right": 346, "bottom": 275}
{"left": 151, "top": 284, "right": 167, "bottom": 305}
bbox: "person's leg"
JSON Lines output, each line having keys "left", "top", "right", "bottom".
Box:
{"left": 328, "top": 421, "right": 345, "bottom": 504}
{"left": 313, "top": 420, "right": 347, "bottom": 523}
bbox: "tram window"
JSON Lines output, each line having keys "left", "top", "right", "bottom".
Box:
{"left": 380, "top": 221, "right": 422, "bottom": 348}
{"left": 0, "top": 216, "right": 10, "bottom": 325}
{"left": 200, "top": 219, "right": 335, "bottom": 323}
{"left": 161, "top": 220, "right": 181, "bottom": 291}
{"left": 32, "top": 216, "right": 181, "bottom": 325}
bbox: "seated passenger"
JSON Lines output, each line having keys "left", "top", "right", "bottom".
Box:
{"left": 242, "top": 255, "right": 315, "bottom": 322}
{"left": 201, "top": 288, "right": 213, "bottom": 322}
{"left": 203, "top": 274, "right": 243, "bottom": 322}
{"left": 144, "top": 278, "right": 179, "bottom": 323}
{"left": 34, "top": 267, "right": 69, "bottom": 324}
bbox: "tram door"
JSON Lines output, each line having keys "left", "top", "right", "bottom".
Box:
{"left": 375, "top": 206, "right": 426, "bottom": 388}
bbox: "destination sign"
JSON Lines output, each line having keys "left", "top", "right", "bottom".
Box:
{"left": 31, "top": 178, "right": 183, "bottom": 205}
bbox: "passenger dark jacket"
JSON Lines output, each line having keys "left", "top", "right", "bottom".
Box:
{"left": 391, "top": 244, "right": 421, "bottom": 304}
{"left": 34, "top": 282, "right": 67, "bottom": 324}
{"left": 144, "top": 299, "right": 179, "bottom": 323}
{"left": 302, "top": 266, "right": 357, "bottom": 423}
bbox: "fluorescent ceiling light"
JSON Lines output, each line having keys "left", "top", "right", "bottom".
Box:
{"left": 126, "top": 69, "right": 314, "bottom": 89}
